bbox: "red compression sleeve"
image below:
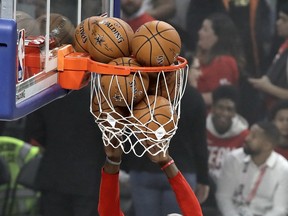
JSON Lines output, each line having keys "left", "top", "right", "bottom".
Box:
{"left": 169, "top": 172, "right": 203, "bottom": 216}
{"left": 98, "top": 168, "right": 124, "bottom": 216}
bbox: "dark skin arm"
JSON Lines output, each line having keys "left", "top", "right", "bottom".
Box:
{"left": 145, "top": 146, "right": 178, "bottom": 178}
{"left": 103, "top": 143, "right": 122, "bottom": 174}
{"left": 103, "top": 144, "right": 178, "bottom": 178}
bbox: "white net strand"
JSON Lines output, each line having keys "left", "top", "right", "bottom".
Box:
{"left": 90, "top": 61, "right": 189, "bottom": 157}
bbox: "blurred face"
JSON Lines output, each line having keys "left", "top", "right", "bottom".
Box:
{"left": 273, "top": 109, "right": 288, "bottom": 137}
{"left": 211, "top": 99, "right": 236, "bottom": 134}
{"left": 197, "top": 19, "right": 218, "bottom": 51}
{"left": 188, "top": 57, "right": 202, "bottom": 87}
{"left": 243, "top": 124, "right": 265, "bottom": 156}
{"left": 121, "top": 0, "right": 143, "bottom": 16}
{"left": 276, "top": 12, "right": 288, "bottom": 38}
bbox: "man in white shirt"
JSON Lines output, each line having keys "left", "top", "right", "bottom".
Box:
{"left": 216, "top": 121, "right": 288, "bottom": 216}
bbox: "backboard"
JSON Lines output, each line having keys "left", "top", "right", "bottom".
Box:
{"left": 0, "top": 0, "right": 120, "bottom": 121}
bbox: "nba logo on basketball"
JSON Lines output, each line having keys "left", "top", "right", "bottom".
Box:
{"left": 156, "top": 55, "right": 165, "bottom": 65}
{"left": 17, "top": 29, "right": 25, "bottom": 83}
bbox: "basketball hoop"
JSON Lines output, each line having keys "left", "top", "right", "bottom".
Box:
{"left": 90, "top": 56, "right": 189, "bottom": 157}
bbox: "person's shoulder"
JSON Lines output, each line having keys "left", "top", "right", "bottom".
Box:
{"left": 274, "top": 151, "right": 288, "bottom": 169}
{"left": 268, "top": 151, "right": 288, "bottom": 177}
{"left": 214, "top": 55, "right": 237, "bottom": 64}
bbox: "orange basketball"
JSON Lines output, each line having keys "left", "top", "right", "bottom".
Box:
{"left": 132, "top": 95, "right": 177, "bottom": 144}
{"left": 88, "top": 17, "right": 134, "bottom": 63}
{"left": 132, "top": 20, "right": 181, "bottom": 66}
{"left": 100, "top": 57, "right": 149, "bottom": 107}
{"left": 148, "top": 72, "right": 180, "bottom": 101}
{"left": 37, "top": 13, "right": 75, "bottom": 46}
{"left": 109, "top": 57, "right": 141, "bottom": 66}
{"left": 16, "top": 11, "right": 40, "bottom": 36}
{"left": 73, "top": 16, "right": 104, "bottom": 53}
{"left": 91, "top": 94, "right": 128, "bottom": 128}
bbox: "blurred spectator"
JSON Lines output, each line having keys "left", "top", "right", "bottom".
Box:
{"left": 0, "top": 136, "right": 40, "bottom": 215}
{"left": 121, "top": 0, "right": 177, "bottom": 32}
{"left": 216, "top": 121, "right": 288, "bottom": 216}
{"left": 25, "top": 86, "right": 105, "bottom": 216}
{"left": 123, "top": 84, "right": 209, "bottom": 216}
{"left": 195, "top": 13, "right": 245, "bottom": 107}
{"left": 121, "top": 0, "right": 155, "bottom": 32}
{"left": 224, "top": 0, "right": 273, "bottom": 76}
{"left": 268, "top": 100, "right": 288, "bottom": 159}
{"left": 248, "top": 3, "right": 288, "bottom": 114}
{"left": 265, "top": 0, "right": 288, "bottom": 68}
{"left": 202, "top": 85, "right": 249, "bottom": 215}
{"left": 207, "top": 85, "right": 249, "bottom": 182}
{"left": 226, "top": 0, "right": 278, "bottom": 126}
{"left": 141, "top": 0, "right": 176, "bottom": 21}
{"left": 0, "top": 118, "right": 27, "bottom": 140}
{"left": 185, "top": 0, "right": 226, "bottom": 53}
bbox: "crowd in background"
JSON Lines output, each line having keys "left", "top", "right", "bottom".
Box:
{"left": 1, "top": 0, "right": 288, "bottom": 216}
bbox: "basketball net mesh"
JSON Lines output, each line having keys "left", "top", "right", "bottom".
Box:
{"left": 90, "top": 61, "right": 188, "bottom": 157}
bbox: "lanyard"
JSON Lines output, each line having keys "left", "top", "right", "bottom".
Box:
{"left": 273, "top": 39, "right": 288, "bottom": 64}
{"left": 238, "top": 162, "right": 267, "bottom": 205}
{"left": 245, "top": 165, "right": 267, "bottom": 204}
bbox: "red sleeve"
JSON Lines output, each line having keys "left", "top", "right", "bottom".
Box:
{"left": 168, "top": 172, "right": 203, "bottom": 216}
{"left": 98, "top": 168, "right": 124, "bottom": 216}
{"left": 197, "top": 55, "right": 239, "bottom": 92}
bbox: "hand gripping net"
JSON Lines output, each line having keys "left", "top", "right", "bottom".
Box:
{"left": 90, "top": 57, "right": 188, "bottom": 157}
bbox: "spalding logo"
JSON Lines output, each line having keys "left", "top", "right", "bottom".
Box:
{"left": 102, "top": 20, "right": 125, "bottom": 43}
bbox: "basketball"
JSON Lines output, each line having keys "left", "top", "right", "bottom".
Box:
{"left": 73, "top": 16, "right": 104, "bottom": 53}
{"left": 88, "top": 17, "right": 134, "bottom": 63}
{"left": 37, "top": 13, "right": 75, "bottom": 46}
{"left": 91, "top": 93, "right": 128, "bottom": 128}
{"left": 100, "top": 57, "right": 149, "bottom": 107}
{"left": 109, "top": 57, "right": 141, "bottom": 66}
{"left": 131, "top": 20, "right": 181, "bottom": 66}
{"left": 16, "top": 11, "right": 40, "bottom": 36}
{"left": 148, "top": 72, "right": 180, "bottom": 101}
{"left": 132, "top": 95, "right": 177, "bottom": 144}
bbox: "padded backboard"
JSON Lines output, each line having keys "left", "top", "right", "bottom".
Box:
{"left": 0, "top": 0, "right": 119, "bottom": 120}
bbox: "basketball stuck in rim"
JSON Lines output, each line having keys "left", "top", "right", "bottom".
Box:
{"left": 131, "top": 20, "right": 181, "bottom": 67}
{"left": 88, "top": 17, "right": 134, "bottom": 63}
{"left": 100, "top": 57, "right": 149, "bottom": 107}
{"left": 73, "top": 16, "right": 104, "bottom": 53}
{"left": 132, "top": 95, "right": 178, "bottom": 145}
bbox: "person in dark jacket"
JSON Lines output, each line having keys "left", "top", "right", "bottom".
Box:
{"left": 249, "top": 3, "right": 288, "bottom": 115}
{"left": 25, "top": 86, "right": 105, "bottom": 216}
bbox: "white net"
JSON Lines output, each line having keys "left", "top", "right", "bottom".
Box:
{"left": 90, "top": 59, "right": 189, "bottom": 157}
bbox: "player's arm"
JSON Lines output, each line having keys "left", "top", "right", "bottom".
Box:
{"left": 98, "top": 144, "right": 124, "bottom": 216}
{"left": 147, "top": 151, "right": 203, "bottom": 216}
{"left": 248, "top": 75, "right": 288, "bottom": 99}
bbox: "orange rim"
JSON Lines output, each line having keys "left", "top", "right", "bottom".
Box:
{"left": 57, "top": 45, "right": 188, "bottom": 76}
{"left": 88, "top": 56, "right": 188, "bottom": 75}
